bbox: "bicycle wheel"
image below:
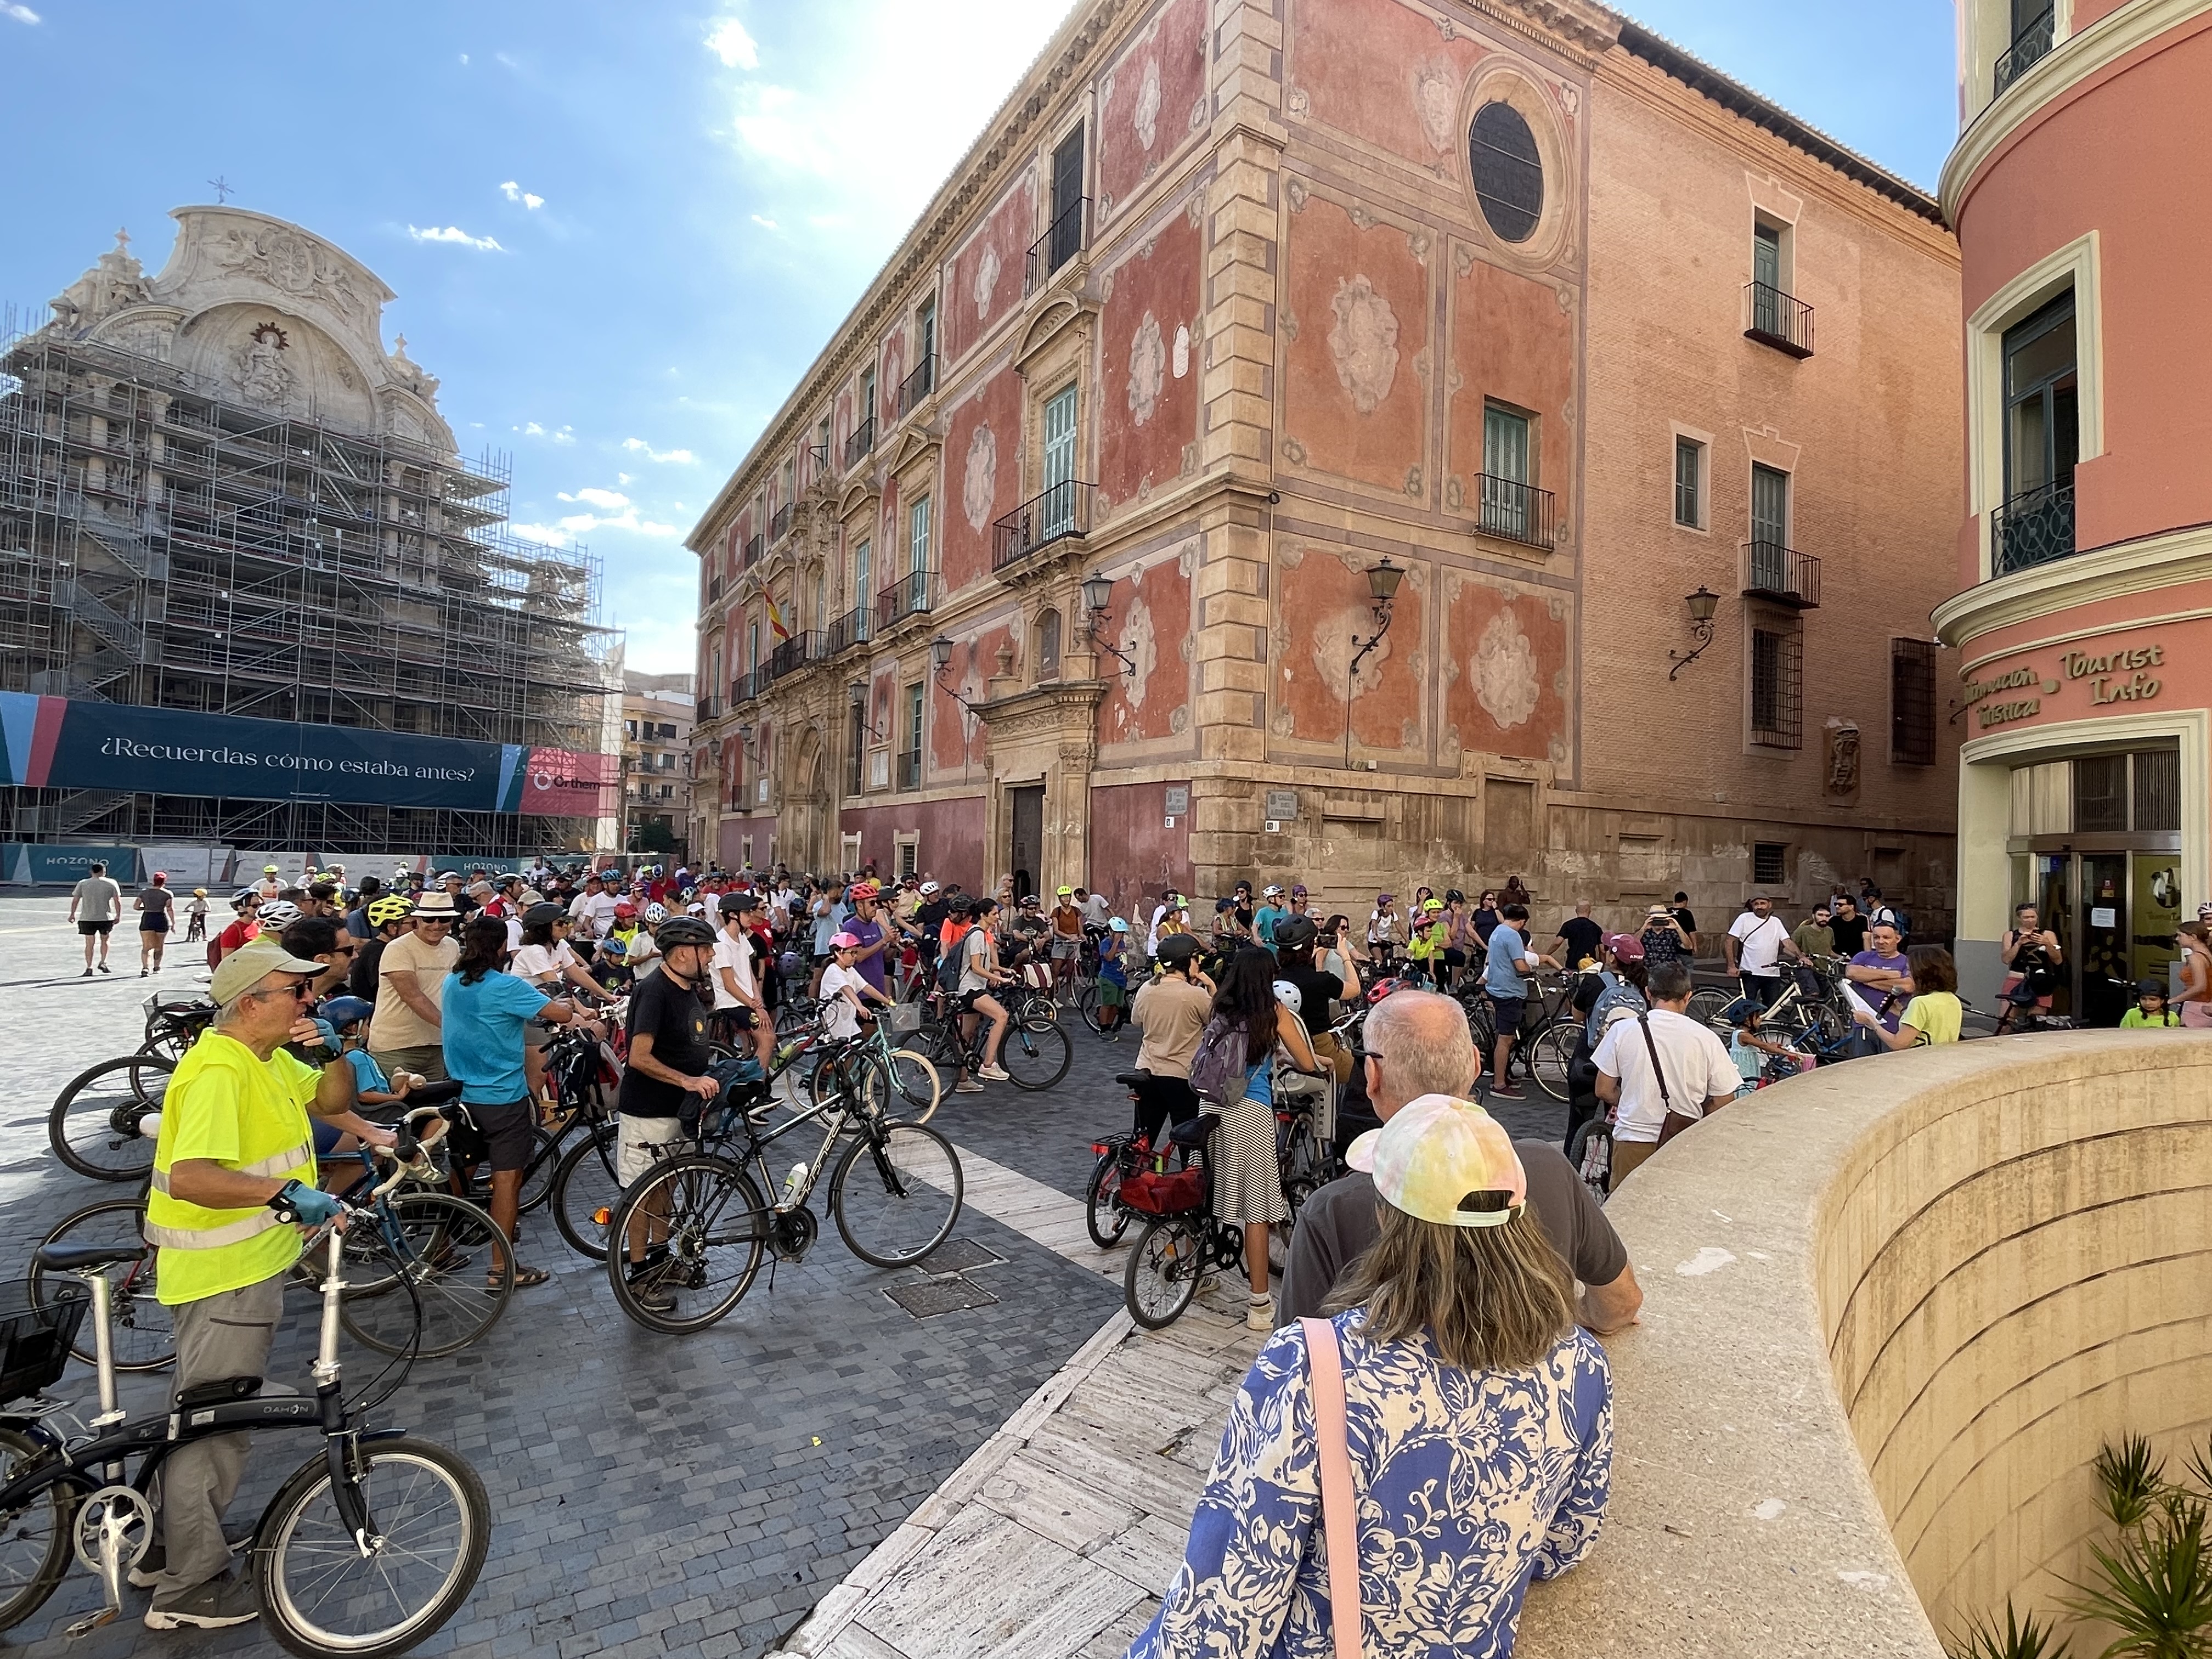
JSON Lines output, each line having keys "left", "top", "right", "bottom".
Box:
{"left": 1085, "top": 1151, "right": 1131, "bottom": 1249}
{"left": 340, "top": 1193, "right": 514, "bottom": 1359}
{"left": 605, "top": 1154, "right": 770, "bottom": 1333}
{"left": 832, "top": 1122, "right": 962, "bottom": 1268}
{"left": 1461, "top": 1000, "right": 1497, "bottom": 1057}
{"left": 998, "top": 1022, "right": 1072, "bottom": 1091}
{"left": 1124, "top": 1217, "right": 1203, "bottom": 1330}
{"left": 253, "top": 1433, "right": 490, "bottom": 1659}
{"left": 29, "top": 1199, "right": 172, "bottom": 1370}
{"left": 516, "top": 1125, "right": 561, "bottom": 1215}
{"left": 0, "top": 1425, "right": 71, "bottom": 1634}
{"left": 1565, "top": 1119, "right": 1611, "bottom": 1201}
{"left": 1016, "top": 992, "right": 1058, "bottom": 1034}
{"left": 1075, "top": 978, "right": 1105, "bottom": 1035}
{"left": 552, "top": 1120, "right": 624, "bottom": 1259}
{"left": 887, "top": 1048, "right": 942, "bottom": 1124}
{"left": 1686, "top": 988, "right": 1731, "bottom": 1030}
{"left": 1526, "top": 1024, "right": 1578, "bottom": 1103}
{"left": 48, "top": 1054, "right": 172, "bottom": 1181}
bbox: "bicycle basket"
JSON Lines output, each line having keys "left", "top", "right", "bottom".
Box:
{"left": 0, "top": 1279, "right": 88, "bottom": 1405}
{"left": 1119, "top": 1167, "right": 1206, "bottom": 1217}
{"left": 887, "top": 1003, "right": 924, "bottom": 1035}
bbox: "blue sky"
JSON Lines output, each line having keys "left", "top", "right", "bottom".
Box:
{"left": 0, "top": 2, "right": 1955, "bottom": 673}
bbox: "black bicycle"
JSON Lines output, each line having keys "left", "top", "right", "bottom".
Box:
{"left": 0, "top": 1223, "right": 489, "bottom": 1656}
{"left": 46, "top": 1054, "right": 173, "bottom": 1184}
{"left": 910, "top": 991, "right": 1073, "bottom": 1090}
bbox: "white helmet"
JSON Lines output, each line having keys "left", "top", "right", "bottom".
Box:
{"left": 644, "top": 902, "right": 669, "bottom": 924}
{"left": 1272, "top": 979, "right": 1303, "bottom": 1015}
{"left": 257, "top": 900, "right": 302, "bottom": 930}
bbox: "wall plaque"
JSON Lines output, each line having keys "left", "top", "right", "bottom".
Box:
{"left": 1265, "top": 789, "right": 1299, "bottom": 821}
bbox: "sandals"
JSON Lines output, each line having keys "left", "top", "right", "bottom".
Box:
{"left": 495, "top": 1263, "right": 551, "bottom": 1290}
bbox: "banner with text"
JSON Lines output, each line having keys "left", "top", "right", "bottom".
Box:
{"left": 0, "top": 695, "right": 615, "bottom": 819}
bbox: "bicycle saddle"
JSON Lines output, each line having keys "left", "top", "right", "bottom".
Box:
{"left": 1166, "top": 1113, "right": 1221, "bottom": 1149}
{"left": 1114, "top": 1071, "right": 1155, "bottom": 1089}
{"left": 407, "top": 1079, "right": 466, "bottom": 1107}
{"left": 35, "top": 1242, "right": 148, "bottom": 1272}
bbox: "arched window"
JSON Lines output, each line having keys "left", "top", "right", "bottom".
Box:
{"left": 1470, "top": 101, "right": 1543, "bottom": 245}
{"left": 1035, "top": 609, "right": 1062, "bottom": 680}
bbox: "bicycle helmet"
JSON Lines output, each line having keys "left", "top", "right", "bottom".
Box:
{"left": 654, "top": 916, "right": 717, "bottom": 950}
{"left": 523, "top": 902, "right": 567, "bottom": 930}
{"left": 1108, "top": 916, "right": 1129, "bottom": 933}
{"left": 1273, "top": 915, "right": 1318, "bottom": 951}
{"left": 365, "top": 894, "right": 415, "bottom": 927}
{"left": 255, "top": 900, "right": 302, "bottom": 929}
{"left": 1364, "top": 977, "right": 1402, "bottom": 1005}
{"left": 642, "top": 901, "right": 668, "bottom": 924}
{"left": 1444, "top": 889, "right": 1465, "bottom": 904}
{"left": 612, "top": 901, "right": 639, "bottom": 919}
{"left": 2137, "top": 977, "right": 2169, "bottom": 997}
{"left": 321, "top": 995, "right": 374, "bottom": 1032}
{"left": 230, "top": 889, "right": 259, "bottom": 908}
{"left": 1273, "top": 980, "right": 1304, "bottom": 1015}
{"left": 1156, "top": 934, "right": 1203, "bottom": 966}
{"left": 830, "top": 931, "right": 862, "bottom": 950}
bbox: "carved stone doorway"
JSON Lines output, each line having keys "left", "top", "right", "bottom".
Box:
{"left": 1008, "top": 785, "right": 1045, "bottom": 901}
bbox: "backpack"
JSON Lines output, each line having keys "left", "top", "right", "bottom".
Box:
{"left": 1187, "top": 1014, "right": 1248, "bottom": 1108}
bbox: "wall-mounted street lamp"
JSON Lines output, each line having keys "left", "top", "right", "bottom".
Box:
{"left": 1667, "top": 586, "right": 1720, "bottom": 681}
{"left": 1342, "top": 557, "right": 1403, "bottom": 769}
{"left": 930, "top": 636, "right": 989, "bottom": 718}
{"left": 1079, "top": 573, "right": 1138, "bottom": 679}
{"left": 847, "top": 681, "right": 886, "bottom": 742}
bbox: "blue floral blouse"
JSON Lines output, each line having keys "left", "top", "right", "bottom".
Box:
{"left": 1125, "top": 1312, "right": 1612, "bottom": 1659}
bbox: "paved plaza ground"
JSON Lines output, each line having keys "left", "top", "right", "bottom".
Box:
{"left": 0, "top": 892, "right": 1566, "bottom": 1658}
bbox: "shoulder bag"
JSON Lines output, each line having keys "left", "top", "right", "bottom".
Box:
{"left": 1301, "top": 1317, "right": 1364, "bottom": 1659}
{"left": 1638, "top": 1012, "right": 1711, "bottom": 1147}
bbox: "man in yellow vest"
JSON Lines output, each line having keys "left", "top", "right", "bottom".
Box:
{"left": 141, "top": 936, "right": 394, "bottom": 1630}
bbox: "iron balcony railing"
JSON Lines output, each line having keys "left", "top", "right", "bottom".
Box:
{"left": 1741, "top": 539, "right": 1823, "bottom": 608}
{"left": 1026, "top": 198, "right": 1090, "bottom": 295}
{"left": 898, "top": 354, "right": 936, "bottom": 419}
{"left": 843, "top": 416, "right": 876, "bottom": 471}
{"left": 766, "top": 631, "right": 825, "bottom": 682}
{"left": 742, "top": 533, "right": 764, "bottom": 568}
{"left": 1745, "top": 282, "right": 1816, "bottom": 358}
{"left": 770, "top": 503, "right": 792, "bottom": 543}
{"left": 1471, "top": 475, "right": 1555, "bottom": 549}
{"left": 897, "top": 750, "right": 922, "bottom": 792}
{"left": 807, "top": 442, "right": 829, "bottom": 479}
{"left": 876, "top": 569, "right": 935, "bottom": 634}
{"left": 695, "top": 696, "right": 722, "bottom": 723}
{"left": 730, "top": 669, "right": 765, "bottom": 705}
{"left": 826, "top": 605, "right": 872, "bottom": 654}
{"left": 1994, "top": 8, "right": 2056, "bottom": 97}
{"left": 993, "top": 479, "right": 1094, "bottom": 571}
{"left": 1992, "top": 481, "right": 2076, "bottom": 575}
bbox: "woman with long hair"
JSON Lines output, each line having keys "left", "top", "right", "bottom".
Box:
{"left": 1852, "top": 943, "right": 1963, "bottom": 1047}
{"left": 1128, "top": 1096, "right": 1611, "bottom": 1657}
{"left": 1209, "top": 946, "right": 1319, "bottom": 1330}
{"left": 954, "top": 896, "right": 1015, "bottom": 1091}
{"left": 512, "top": 902, "right": 614, "bottom": 1109}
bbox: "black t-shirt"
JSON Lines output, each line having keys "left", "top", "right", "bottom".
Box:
{"left": 618, "top": 969, "right": 712, "bottom": 1119}
{"left": 1829, "top": 914, "right": 1870, "bottom": 956}
{"left": 1279, "top": 967, "right": 1344, "bottom": 1028}
{"left": 1279, "top": 1142, "right": 1629, "bottom": 1324}
{"left": 350, "top": 935, "right": 387, "bottom": 1002}
{"left": 1555, "top": 916, "right": 1604, "bottom": 966}
{"left": 1670, "top": 907, "right": 1697, "bottom": 936}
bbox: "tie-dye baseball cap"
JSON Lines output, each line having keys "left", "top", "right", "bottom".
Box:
{"left": 1345, "top": 1094, "right": 1528, "bottom": 1228}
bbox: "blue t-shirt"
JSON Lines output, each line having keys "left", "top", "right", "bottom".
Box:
{"left": 440, "top": 972, "right": 549, "bottom": 1104}
{"left": 1484, "top": 924, "right": 1533, "bottom": 998}
{"left": 1254, "top": 906, "right": 1288, "bottom": 950}
{"left": 342, "top": 1048, "right": 391, "bottom": 1098}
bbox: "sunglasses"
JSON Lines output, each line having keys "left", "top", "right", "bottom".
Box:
{"left": 249, "top": 979, "right": 318, "bottom": 1003}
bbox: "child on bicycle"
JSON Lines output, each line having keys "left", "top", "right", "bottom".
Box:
{"left": 822, "top": 931, "right": 895, "bottom": 1041}
{"left": 2120, "top": 977, "right": 2180, "bottom": 1029}
{"left": 1721, "top": 997, "right": 1807, "bottom": 1094}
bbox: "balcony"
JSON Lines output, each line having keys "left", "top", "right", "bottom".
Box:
{"left": 770, "top": 502, "right": 792, "bottom": 543}
{"left": 766, "top": 631, "right": 825, "bottom": 682}
{"left": 730, "top": 669, "right": 764, "bottom": 705}
{"left": 898, "top": 354, "right": 936, "bottom": 419}
{"left": 807, "top": 442, "right": 830, "bottom": 483}
{"left": 876, "top": 569, "right": 935, "bottom": 634}
{"left": 1740, "top": 539, "right": 1822, "bottom": 608}
{"left": 844, "top": 416, "right": 876, "bottom": 471}
{"left": 992, "top": 479, "right": 1094, "bottom": 572}
{"left": 695, "top": 696, "right": 721, "bottom": 724}
{"left": 1991, "top": 480, "right": 2076, "bottom": 575}
{"left": 897, "top": 750, "right": 922, "bottom": 792}
{"left": 742, "top": 533, "right": 764, "bottom": 569}
{"left": 1470, "top": 475, "right": 1555, "bottom": 549}
{"left": 1994, "top": 7, "right": 2055, "bottom": 97}
{"left": 1026, "top": 198, "right": 1090, "bottom": 295}
{"left": 826, "top": 605, "right": 873, "bottom": 655}
{"left": 1744, "top": 282, "right": 1815, "bottom": 358}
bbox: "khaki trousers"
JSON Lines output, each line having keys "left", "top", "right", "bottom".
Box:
{"left": 158, "top": 1274, "right": 284, "bottom": 1592}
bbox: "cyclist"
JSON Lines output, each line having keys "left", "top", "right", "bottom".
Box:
{"left": 1365, "top": 893, "right": 1401, "bottom": 972}
{"left": 1482, "top": 902, "right": 1560, "bottom": 1101}
{"left": 614, "top": 915, "right": 721, "bottom": 1314}
{"left": 208, "top": 890, "right": 262, "bottom": 970}
{"left": 1049, "top": 886, "right": 1085, "bottom": 994}
{"left": 1998, "top": 902, "right": 2063, "bottom": 1018}
{"left": 710, "top": 893, "right": 775, "bottom": 1070}
{"left": 822, "top": 929, "right": 894, "bottom": 1040}
{"left": 953, "top": 896, "right": 1015, "bottom": 1091}
{"left": 1128, "top": 933, "right": 1213, "bottom": 1139}
{"left": 184, "top": 887, "right": 210, "bottom": 943}
{"left": 2121, "top": 978, "right": 2179, "bottom": 1029}
{"left": 141, "top": 936, "right": 392, "bottom": 1630}
{"left": 1252, "top": 885, "right": 1289, "bottom": 952}
{"left": 1095, "top": 916, "right": 1132, "bottom": 1041}
{"left": 512, "top": 901, "right": 617, "bottom": 1104}
{"left": 351, "top": 892, "right": 415, "bottom": 1002}
{"left": 368, "top": 890, "right": 460, "bottom": 1084}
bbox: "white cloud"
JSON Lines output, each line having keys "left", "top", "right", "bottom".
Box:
{"left": 458, "top": 51, "right": 470, "bottom": 65}
{"left": 621, "top": 437, "right": 697, "bottom": 465}
{"left": 499, "top": 180, "right": 545, "bottom": 211}
{"left": 704, "top": 17, "right": 759, "bottom": 69}
{"left": 751, "top": 214, "right": 780, "bottom": 231}
{"left": 2, "top": 3, "right": 40, "bottom": 21}
{"left": 617, "top": 471, "right": 634, "bottom": 486}
{"left": 409, "top": 224, "right": 504, "bottom": 251}
{"left": 558, "top": 487, "right": 631, "bottom": 510}
{"left": 509, "top": 522, "right": 571, "bottom": 548}
{"left": 515, "top": 421, "right": 577, "bottom": 444}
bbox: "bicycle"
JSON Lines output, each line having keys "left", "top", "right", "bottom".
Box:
{"left": 0, "top": 1213, "right": 490, "bottom": 1654}
{"left": 602, "top": 1071, "right": 964, "bottom": 1334}
{"left": 137, "top": 995, "right": 215, "bottom": 1063}
{"left": 46, "top": 1054, "right": 174, "bottom": 1183}
{"left": 1121, "top": 1114, "right": 1245, "bottom": 1330}
{"left": 910, "top": 990, "right": 1073, "bottom": 1090}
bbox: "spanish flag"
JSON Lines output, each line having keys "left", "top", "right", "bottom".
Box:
{"left": 766, "top": 596, "right": 792, "bottom": 643}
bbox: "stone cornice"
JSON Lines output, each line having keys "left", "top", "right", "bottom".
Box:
{"left": 973, "top": 676, "right": 1109, "bottom": 738}
{"left": 1932, "top": 521, "right": 2212, "bottom": 648}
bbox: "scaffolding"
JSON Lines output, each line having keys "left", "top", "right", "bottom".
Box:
{"left": 0, "top": 314, "right": 619, "bottom": 856}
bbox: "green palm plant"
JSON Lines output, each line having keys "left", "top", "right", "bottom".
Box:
{"left": 1949, "top": 1601, "right": 2074, "bottom": 1659}
{"left": 2182, "top": 1441, "right": 2212, "bottom": 1503}
{"left": 2098, "top": 1436, "right": 2171, "bottom": 1531}
{"left": 2062, "top": 1496, "right": 2212, "bottom": 1659}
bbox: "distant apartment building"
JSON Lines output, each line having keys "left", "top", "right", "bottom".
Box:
{"left": 621, "top": 670, "right": 693, "bottom": 859}
{"left": 691, "top": 0, "right": 1963, "bottom": 927}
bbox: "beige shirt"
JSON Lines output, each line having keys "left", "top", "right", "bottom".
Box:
{"left": 1132, "top": 974, "right": 1213, "bottom": 1080}
{"left": 371, "top": 928, "right": 459, "bottom": 1051}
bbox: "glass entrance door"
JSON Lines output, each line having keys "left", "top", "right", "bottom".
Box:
{"left": 2077, "top": 853, "right": 2130, "bottom": 1028}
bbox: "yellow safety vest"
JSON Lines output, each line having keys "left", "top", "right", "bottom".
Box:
{"left": 146, "top": 1031, "right": 319, "bottom": 1305}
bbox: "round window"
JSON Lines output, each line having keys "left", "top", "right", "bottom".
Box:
{"left": 1469, "top": 101, "right": 1544, "bottom": 245}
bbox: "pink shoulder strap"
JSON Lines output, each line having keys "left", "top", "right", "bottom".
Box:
{"left": 1301, "top": 1317, "right": 1364, "bottom": 1659}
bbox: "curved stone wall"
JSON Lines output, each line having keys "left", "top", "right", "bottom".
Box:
{"left": 1516, "top": 1028, "right": 2212, "bottom": 1657}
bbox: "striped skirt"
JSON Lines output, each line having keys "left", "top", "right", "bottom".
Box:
{"left": 1209, "top": 1090, "right": 1288, "bottom": 1227}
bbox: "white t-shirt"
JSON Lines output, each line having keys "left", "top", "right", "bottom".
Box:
{"left": 510, "top": 940, "right": 579, "bottom": 986}
{"left": 709, "top": 929, "right": 757, "bottom": 1010}
{"left": 1728, "top": 912, "right": 1789, "bottom": 977}
{"left": 568, "top": 891, "right": 619, "bottom": 938}
{"left": 821, "top": 962, "right": 864, "bottom": 1039}
{"left": 1592, "top": 1007, "right": 1739, "bottom": 1144}
{"left": 1080, "top": 894, "right": 1110, "bottom": 928}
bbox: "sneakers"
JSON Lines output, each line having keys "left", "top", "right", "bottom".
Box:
{"left": 978, "top": 1063, "right": 1011, "bottom": 1082}
{"left": 1246, "top": 1294, "right": 1277, "bottom": 1332}
{"left": 145, "top": 1570, "right": 258, "bottom": 1630}
{"left": 953, "top": 1079, "right": 985, "bottom": 1094}
{"left": 139, "top": 968, "right": 149, "bottom": 978}
{"left": 98, "top": 962, "right": 112, "bottom": 974}
{"left": 81, "top": 968, "right": 93, "bottom": 978}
